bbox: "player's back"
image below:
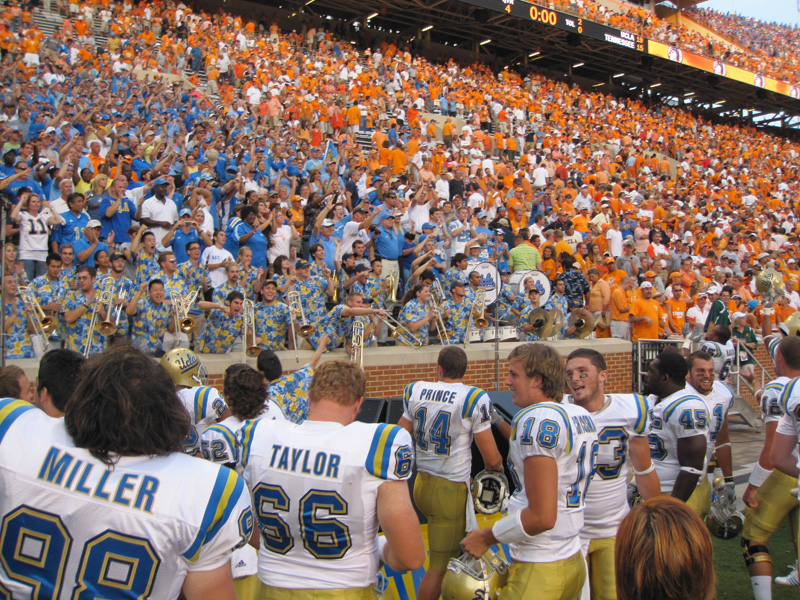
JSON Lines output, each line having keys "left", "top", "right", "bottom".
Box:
{"left": 177, "top": 385, "right": 227, "bottom": 432}
{"left": 506, "top": 401, "right": 598, "bottom": 562}
{"left": 402, "top": 380, "right": 492, "bottom": 482}
{"left": 0, "top": 399, "right": 252, "bottom": 600}
{"left": 240, "top": 417, "right": 413, "bottom": 589}
{"left": 578, "top": 393, "right": 649, "bottom": 539}
{"left": 648, "top": 390, "right": 710, "bottom": 492}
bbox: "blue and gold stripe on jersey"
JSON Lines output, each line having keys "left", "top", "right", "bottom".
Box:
{"left": 510, "top": 402, "right": 574, "bottom": 452}
{"left": 366, "top": 424, "right": 403, "bottom": 480}
{"left": 767, "top": 337, "right": 780, "bottom": 362}
{"left": 779, "top": 377, "right": 800, "bottom": 416}
{"left": 194, "top": 387, "right": 215, "bottom": 424}
{"left": 632, "top": 394, "right": 648, "bottom": 435}
{"left": 663, "top": 395, "right": 705, "bottom": 421}
{"left": 205, "top": 424, "right": 238, "bottom": 458}
{"left": 0, "top": 398, "right": 34, "bottom": 445}
{"left": 238, "top": 419, "right": 262, "bottom": 468}
{"left": 461, "top": 387, "right": 485, "bottom": 419}
{"left": 182, "top": 467, "right": 246, "bottom": 562}
{"left": 403, "top": 382, "right": 416, "bottom": 415}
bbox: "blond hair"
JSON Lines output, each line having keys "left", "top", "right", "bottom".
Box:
{"left": 308, "top": 361, "right": 366, "bottom": 407}
{"left": 507, "top": 343, "right": 564, "bottom": 402}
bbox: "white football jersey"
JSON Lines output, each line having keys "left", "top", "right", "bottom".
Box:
{"left": 506, "top": 402, "right": 598, "bottom": 563}
{"left": 700, "top": 340, "right": 736, "bottom": 381}
{"left": 687, "top": 381, "right": 734, "bottom": 471}
{"left": 178, "top": 385, "right": 228, "bottom": 455}
{"left": 0, "top": 399, "right": 253, "bottom": 600}
{"left": 767, "top": 337, "right": 780, "bottom": 363}
{"left": 567, "top": 394, "right": 650, "bottom": 540}
{"left": 762, "top": 377, "right": 791, "bottom": 424}
{"left": 402, "top": 380, "right": 492, "bottom": 482}
{"left": 239, "top": 419, "right": 414, "bottom": 589}
{"left": 777, "top": 378, "right": 800, "bottom": 441}
{"left": 647, "top": 389, "right": 710, "bottom": 493}
{"left": 201, "top": 407, "right": 288, "bottom": 468}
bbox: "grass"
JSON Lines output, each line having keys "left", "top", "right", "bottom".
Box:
{"left": 714, "top": 520, "right": 797, "bottom": 599}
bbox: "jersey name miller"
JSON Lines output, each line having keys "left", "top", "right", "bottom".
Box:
{"left": 37, "top": 446, "right": 160, "bottom": 512}
{"left": 267, "top": 444, "right": 343, "bottom": 480}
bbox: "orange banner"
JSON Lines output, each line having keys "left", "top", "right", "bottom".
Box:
{"left": 647, "top": 40, "right": 800, "bottom": 99}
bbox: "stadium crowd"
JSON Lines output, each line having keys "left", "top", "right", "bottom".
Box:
{"left": 0, "top": 0, "right": 798, "bottom": 362}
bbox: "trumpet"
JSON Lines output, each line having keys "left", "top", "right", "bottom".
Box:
{"left": 351, "top": 320, "right": 365, "bottom": 367}
{"left": 288, "top": 290, "right": 313, "bottom": 337}
{"left": 243, "top": 299, "right": 261, "bottom": 358}
{"left": 380, "top": 314, "right": 422, "bottom": 348}
{"left": 17, "top": 286, "right": 57, "bottom": 348}
{"left": 464, "top": 289, "right": 488, "bottom": 348}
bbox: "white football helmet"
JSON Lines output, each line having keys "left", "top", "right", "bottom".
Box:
{"left": 704, "top": 476, "right": 743, "bottom": 540}
{"left": 441, "top": 549, "right": 510, "bottom": 600}
{"left": 471, "top": 471, "right": 509, "bottom": 515}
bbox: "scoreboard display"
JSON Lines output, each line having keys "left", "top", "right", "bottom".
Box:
{"left": 458, "top": 0, "right": 646, "bottom": 52}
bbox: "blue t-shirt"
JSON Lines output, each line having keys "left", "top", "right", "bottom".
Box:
{"left": 169, "top": 228, "right": 203, "bottom": 264}
{"left": 73, "top": 238, "right": 109, "bottom": 266}
{"left": 99, "top": 195, "right": 137, "bottom": 243}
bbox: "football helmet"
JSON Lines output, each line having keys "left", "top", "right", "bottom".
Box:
{"left": 471, "top": 471, "right": 509, "bottom": 515}
{"left": 778, "top": 312, "right": 800, "bottom": 338}
{"left": 441, "top": 549, "right": 510, "bottom": 600}
{"left": 756, "top": 268, "right": 784, "bottom": 297}
{"left": 160, "top": 348, "right": 207, "bottom": 387}
{"left": 704, "top": 476, "right": 743, "bottom": 540}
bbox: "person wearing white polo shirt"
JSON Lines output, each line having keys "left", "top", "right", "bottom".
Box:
{"left": 136, "top": 177, "right": 179, "bottom": 251}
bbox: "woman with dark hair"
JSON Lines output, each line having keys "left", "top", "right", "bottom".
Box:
{"left": 398, "top": 283, "right": 436, "bottom": 347}
{"left": 270, "top": 254, "right": 293, "bottom": 298}
{"left": 540, "top": 244, "right": 557, "bottom": 280}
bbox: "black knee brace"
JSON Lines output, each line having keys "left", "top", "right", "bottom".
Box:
{"left": 742, "top": 537, "right": 772, "bottom": 566}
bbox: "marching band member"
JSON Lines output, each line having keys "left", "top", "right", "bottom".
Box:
{"left": 2, "top": 274, "right": 34, "bottom": 359}
{"left": 290, "top": 259, "right": 333, "bottom": 328}
{"left": 256, "top": 342, "right": 326, "bottom": 423}
{"left": 253, "top": 280, "right": 293, "bottom": 351}
{"left": 212, "top": 262, "right": 246, "bottom": 305}
{"left": 63, "top": 265, "right": 108, "bottom": 355}
{"left": 399, "top": 283, "right": 436, "bottom": 347}
{"left": 309, "top": 292, "right": 386, "bottom": 352}
{"left": 105, "top": 252, "right": 135, "bottom": 343}
{"left": 441, "top": 281, "right": 472, "bottom": 344}
{"left": 519, "top": 288, "right": 544, "bottom": 341}
{"left": 130, "top": 228, "right": 161, "bottom": 286}
{"left": 196, "top": 291, "right": 245, "bottom": 354}
{"left": 126, "top": 279, "right": 174, "bottom": 355}
{"left": 30, "top": 252, "right": 69, "bottom": 352}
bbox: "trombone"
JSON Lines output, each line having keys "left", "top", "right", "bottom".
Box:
{"left": 287, "top": 290, "right": 313, "bottom": 337}
{"left": 464, "top": 289, "right": 488, "bottom": 348}
{"left": 17, "top": 286, "right": 57, "bottom": 349}
{"left": 351, "top": 320, "right": 365, "bottom": 368}
{"left": 332, "top": 270, "right": 339, "bottom": 302}
{"left": 385, "top": 275, "right": 397, "bottom": 303}
{"left": 380, "top": 314, "right": 422, "bottom": 348}
{"left": 243, "top": 299, "right": 262, "bottom": 359}
{"left": 429, "top": 281, "right": 452, "bottom": 345}
{"left": 84, "top": 279, "right": 116, "bottom": 357}
{"left": 172, "top": 288, "right": 200, "bottom": 335}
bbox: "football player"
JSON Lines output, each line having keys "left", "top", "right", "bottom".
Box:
{"left": 462, "top": 343, "right": 598, "bottom": 600}
{"left": 161, "top": 348, "right": 230, "bottom": 454}
{"left": 32, "top": 348, "right": 85, "bottom": 418}
{"left": 398, "top": 346, "right": 504, "bottom": 600}
{"left": 644, "top": 350, "right": 710, "bottom": 505}
{"left": 700, "top": 325, "right": 737, "bottom": 382}
{"left": 765, "top": 338, "right": 800, "bottom": 596}
{"left": 565, "top": 348, "right": 660, "bottom": 600}
{"left": 741, "top": 359, "right": 799, "bottom": 600}
{"left": 684, "top": 351, "right": 735, "bottom": 520}
{"left": 239, "top": 360, "right": 426, "bottom": 593}
{"left": 0, "top": 345, "right": 253, "bottom": 599}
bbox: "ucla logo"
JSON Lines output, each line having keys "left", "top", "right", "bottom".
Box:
{"left": 473, "top": 589, "right": 487, "bottom": 600}
{"left": 479, "top": 274, "right": 496, "bottom": 292}
{"left": 177, "top": 353, "right": 199, "bottom": 374}
{"left": 534, "top": 281, "right": 546, "bottom": 295}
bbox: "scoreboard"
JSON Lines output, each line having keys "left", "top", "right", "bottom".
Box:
{"left": 458, "top": 0, "right": 646, "bottom": 52}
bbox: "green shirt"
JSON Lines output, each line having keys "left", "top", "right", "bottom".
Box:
{"left": 509, "top": 244, "right": 542, "bottom": 272}
{"left": 732, "top": 325, "right": 757, "bottom": 365}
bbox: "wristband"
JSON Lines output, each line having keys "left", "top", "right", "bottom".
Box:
{"left": 748, "top": 464, "right": 773, "bottom": 488}
{"left": 724, "top": 476, "right": 735, "bottom": 485}
{"left": 763, "top": 307, "right": 773, "bottom": 316}
{"left": 376, "top": 536, "right": 388, "bottom": 564}
{"left": 492, "top": 510, "right": 533, "bottom": 545}
{"left": 634, "top": 463, "right": 656, "bottom": 476}
{"left": 716, "top": 442, "right": 732, "bottom": 450}
{"left": 680, "top": 466, "right": 704, "bottom": 476}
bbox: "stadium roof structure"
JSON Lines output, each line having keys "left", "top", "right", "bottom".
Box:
{"left": 298, "top": 0, "right": 800, "bottom": 130}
